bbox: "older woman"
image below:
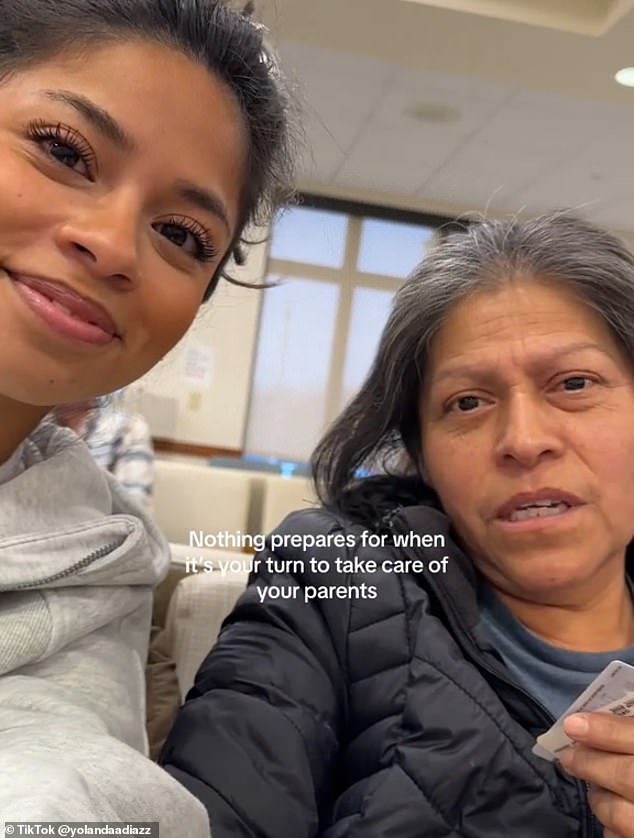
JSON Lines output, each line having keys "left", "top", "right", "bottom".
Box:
{"left": 163, "top": 212, "right": 634, "bottom": 838}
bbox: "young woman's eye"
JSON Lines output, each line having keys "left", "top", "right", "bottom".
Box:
{"left": 156, "top": 217, "right": 219, "bottom": 263}
{"left": 26, "top": 119, "right": 96, "bottom": 178}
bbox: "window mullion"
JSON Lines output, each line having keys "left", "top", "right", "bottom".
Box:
{"left": 324, "top": 217, "right": 363, "bottom": 424}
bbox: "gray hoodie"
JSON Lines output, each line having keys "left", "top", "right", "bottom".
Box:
{"left": 0, "top": 421, "right": 210, "bottom": 835}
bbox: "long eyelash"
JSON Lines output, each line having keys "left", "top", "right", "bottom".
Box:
{"left": 26, "top": 118, "right": 96, "bottom": 171}
{"left": 165, "top": 215, "right": 219, "bottom": 263}
{"left": 27, "top": 120, "right": 218, "bottom": 265}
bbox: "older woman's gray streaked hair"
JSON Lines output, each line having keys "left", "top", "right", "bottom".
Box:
{"left": 311, "top": 210, "right": 634, "bottom": 506}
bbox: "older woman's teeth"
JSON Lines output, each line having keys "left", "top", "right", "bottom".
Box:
{"left": 509, "top": 502, "right": 570, "bottom": 522}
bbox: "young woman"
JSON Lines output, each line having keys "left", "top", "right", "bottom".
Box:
{"left": 0, "top": 0, "right": 296, "bottom": 831}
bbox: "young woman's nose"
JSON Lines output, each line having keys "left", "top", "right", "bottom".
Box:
{"left": 53, "top": 190, "right": 141, "bottom": 287}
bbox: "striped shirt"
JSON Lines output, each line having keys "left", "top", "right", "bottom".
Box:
{"left": 83, "top": 409, "right": 155, "bottom": 514}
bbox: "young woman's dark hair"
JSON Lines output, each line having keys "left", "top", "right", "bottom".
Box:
{"left": 0, "top": 0, "right": 299, "bottom": 300}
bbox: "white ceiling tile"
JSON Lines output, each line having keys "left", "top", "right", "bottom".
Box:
{"left": 277, "top": 41, "right": 395, "bottom": 149}
{"left": 388, "top": 68, "right": 513, "bottom": 102}
{"left": 589, "top": 200, "right": 634, "bottom": 229}
{"left": 471, "top": 112, "right": 584, "bottom": 155}
{"left": 558, "top": 138, "right": 634, "bottom": 180}
{"left": 277, "top": 41, "right": 395, "bottom": 86}
{"left": 466, "top": 95, "right": 618, "bottom": 156}
{"left": 334, "top": 125, "right": 470, "bottom": 193}
{"left": 421, "top": 144, "right": 558, "bottom": 210}
{"left": 511, "top": 88, "right": 634, "bottom": 129}
{"left": 369, "top": 68, "right": 513, "bottom": 134}
{"left": 507, "top": 187, "right": 602, "bottom": 216}
{"left": 296, "top": 111, "right": 351, "bottom": 181}
{"left": 511, "top": 148, "right": 634, "bottom": 213}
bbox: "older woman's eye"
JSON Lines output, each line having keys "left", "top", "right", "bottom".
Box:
{"left": 448, "top": 395, "right": 482, "bottom": 413}
{"left": 561, "top": 376, "right": 594, "bottom": 392}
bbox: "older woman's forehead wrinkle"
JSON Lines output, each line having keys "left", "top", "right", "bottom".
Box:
{"left": 426, "top": 278, "right": 629, "bottom": 392}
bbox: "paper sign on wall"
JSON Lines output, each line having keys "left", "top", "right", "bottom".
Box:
{"left": 183, "top": 344, "right": 214, "bottom": 388}
{"left": 188, "top": 391, "right": 203, "bottom": 412}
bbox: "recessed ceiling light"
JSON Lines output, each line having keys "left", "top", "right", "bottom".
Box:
{"left": 615, "top": 67, "right": 634, "bottom": 87}
{"left": 404, "top": 103, "right": 461, "bottom": 124}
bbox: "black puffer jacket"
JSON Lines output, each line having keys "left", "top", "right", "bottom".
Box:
{"left": 161, "top": 477, "right": 606, "bottom": 837}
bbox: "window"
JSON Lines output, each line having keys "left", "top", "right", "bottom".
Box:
{"left": 269, "top": 207, "right": 349, "bottom": 268}
{"left": 339, "top": 287, "right": 396, "bottom": 411}
{"left": 247, "top": 277, "right": 340, "bottom": 460}
{"left": 245, "top": 200, "right": 440, "bottom": 461}
{"left": 357, "top": 218, "right": 435, "bottom": 278}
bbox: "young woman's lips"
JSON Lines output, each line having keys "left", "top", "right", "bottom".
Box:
{"left": 9, "top": 272, "right": 118, "bottom": 346}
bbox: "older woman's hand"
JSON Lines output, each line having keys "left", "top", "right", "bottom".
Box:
{"left": 560, "top": 713, "right": 634, "bottom": 837}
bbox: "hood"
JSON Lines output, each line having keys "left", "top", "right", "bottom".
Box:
{"left": 0, "top": 420, "right": 170, "bottom": 591}
{"left": 332, "top": 474, "right": 443, "bottom": 531}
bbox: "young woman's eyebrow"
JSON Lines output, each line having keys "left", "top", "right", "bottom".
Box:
{"left": 38, "top": 88, "right": 231, "bottom": 234}
{"left": 171, "top": 180, "right": 231, "bottom": 235}
{"left": 40, "top": 88, "right": 137, "bottom": 152}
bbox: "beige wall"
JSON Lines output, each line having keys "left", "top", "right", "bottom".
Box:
{"left": 127, "top": 234, "right": 269, "bottom": 451}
